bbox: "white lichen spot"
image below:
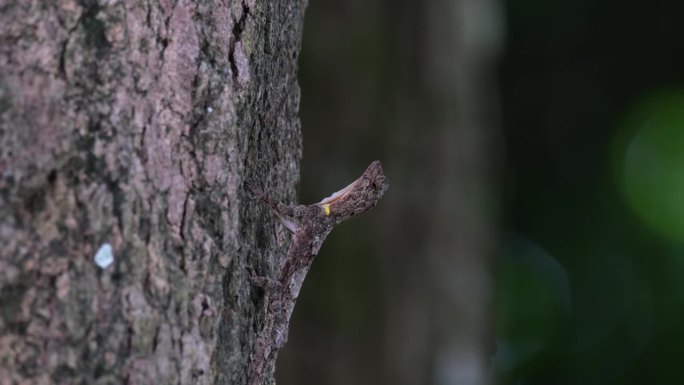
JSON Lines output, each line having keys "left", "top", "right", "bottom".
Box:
{"left": 94, "top": 243, "right": 114, "bottom": 269}
{"left": 206, "top": 106, "right": 213, "bottom": 113}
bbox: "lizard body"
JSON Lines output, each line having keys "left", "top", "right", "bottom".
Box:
{"left": 248, "top": 161, "right": 388, "bottom": 384}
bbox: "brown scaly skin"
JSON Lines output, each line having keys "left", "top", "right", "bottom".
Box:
{"left": 248, "top": 161, "right": 388, "bottom": 385}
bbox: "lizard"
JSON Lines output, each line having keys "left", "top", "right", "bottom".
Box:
{"left": 247, "top": 160, "right": 388, "bottom": 385}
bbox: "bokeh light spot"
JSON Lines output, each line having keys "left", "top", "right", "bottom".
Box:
{"left": 617, "top": 92, "right": 684, "bottom": 242}
{"left": 494, "top": 235, "right": 570, "bottom": 372}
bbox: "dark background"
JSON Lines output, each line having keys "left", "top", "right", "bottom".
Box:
{"left": 279, "top": 0, "right": 684, "bottom": 384}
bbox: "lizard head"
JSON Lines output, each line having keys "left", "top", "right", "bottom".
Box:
{"left": 316, "top": 161, "right": 388, "bottom": 223}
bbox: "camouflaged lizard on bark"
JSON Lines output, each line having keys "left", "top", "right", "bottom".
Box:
{"left": 248, "top": 161, "right": 388, "bottom": 384}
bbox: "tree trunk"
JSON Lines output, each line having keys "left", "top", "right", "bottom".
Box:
{"left": 381, "top": 1, "right": 501, "bottom": 384}
{"left": 0, "top": 1, "right": 306, "bottom": 384}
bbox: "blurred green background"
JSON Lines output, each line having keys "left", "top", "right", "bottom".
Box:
{"left": 278, "top": 0, "right": 684, "bottom": 384}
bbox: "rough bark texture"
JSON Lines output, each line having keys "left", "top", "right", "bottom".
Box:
{"left": 0, "top": 1, "right": 306, "bottom": 384}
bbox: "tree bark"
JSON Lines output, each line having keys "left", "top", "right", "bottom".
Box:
{"left": 0, "top": 1, "right": 306, "bottom": 384}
